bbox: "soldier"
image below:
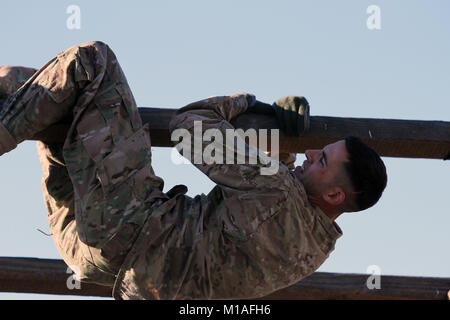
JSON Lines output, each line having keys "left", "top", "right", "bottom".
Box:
{"left": 0, "top": 41, "right": 387, "bottom": 299}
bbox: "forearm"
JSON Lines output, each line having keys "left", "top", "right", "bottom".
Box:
{"left": 169, "top": 94, "right": 285, "bottom": 190}
{"left": 169, "top": 94, "right": 249, "bottom": 129}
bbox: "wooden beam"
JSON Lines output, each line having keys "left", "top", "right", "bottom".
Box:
{"left": 0, "top": 257, "right": 449, "bottom": 300}
{"left": 32, "top": 107, "right": 450, "bottom": 160}
{"left": 259, "top": 272, "right": 450, "bottom": 300}
{"left": 0, "top": 257, "right": 111, "bottom": 297}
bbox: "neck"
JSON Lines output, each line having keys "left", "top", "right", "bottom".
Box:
{"left": 309, "top": 196, "right": 342, "bottom": 222}
{"left": 320, "top": 207, "right": 341, "bottom": 222}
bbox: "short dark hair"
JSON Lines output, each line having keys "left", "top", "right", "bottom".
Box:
{"left": 343, "top": 136, "right": 387, "bottom": 212}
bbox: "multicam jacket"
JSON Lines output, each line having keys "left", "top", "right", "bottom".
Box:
{"left": 112, "top": 95, "right": 342, "bottom": 299}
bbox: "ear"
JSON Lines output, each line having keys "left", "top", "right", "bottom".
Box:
{"left": 322, "top": 187, "right": 346, "bottom": 207}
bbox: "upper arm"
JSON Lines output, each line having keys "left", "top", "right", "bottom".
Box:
{"left": 169, "top": 95, "right": 286, "bottom": 192}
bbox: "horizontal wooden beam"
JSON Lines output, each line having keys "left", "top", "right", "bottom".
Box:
{"left": 0, "top": 257, "right": 111, "bottom": 297}
{"left": 32, "top": 107, "right": 450, "bottom": 160}
{"left": 0, "top": 257, "right": 449, "bottom": 300}
{"left": 259, "top": 272, "right": 450, "bottom": 300}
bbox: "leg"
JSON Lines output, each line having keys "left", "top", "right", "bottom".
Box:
{"left": 1, "top": 41, "right": 167, "bottom": 284}
{"left": 37, "top": 141, "right": 115, "bottom": 285}
{"left": 0, "top": 66, "right": 37, "bottom": 100}
{"left": 0, "top": 66, "right": 37, "bottom": 150}
{"left": 0, "top": 41, "right": 144, "bottom": 151}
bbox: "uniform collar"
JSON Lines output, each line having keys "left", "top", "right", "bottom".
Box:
{"left": 315, "top": 206, "right": 343, "bottom": 241}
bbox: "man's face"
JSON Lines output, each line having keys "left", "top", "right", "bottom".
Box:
{"left": 294, "top": 140, "right": 349, "bottom": 198}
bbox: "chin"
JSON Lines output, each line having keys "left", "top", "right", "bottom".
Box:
{"left": 294, "top": 166, "right": 304, "bottom": 179}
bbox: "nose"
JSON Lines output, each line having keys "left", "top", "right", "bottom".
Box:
{"left": 305, "top": 150, "right": 311, "bottom": 161}
{"left": 305, "top": 149, "right": 319, "bottom": 162}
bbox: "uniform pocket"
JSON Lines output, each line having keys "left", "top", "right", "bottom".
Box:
{"left": 116, "top": 84, "right": 141, "bottom": 130}
{"left": 95, "top": 83, "right": 138, "bottom": 145}
{"left": 96, "top": 124, "right": 152, "bottom": 196}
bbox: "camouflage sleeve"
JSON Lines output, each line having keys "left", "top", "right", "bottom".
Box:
{"left": 169, "top": 94, "right": 289, "bottom": 194}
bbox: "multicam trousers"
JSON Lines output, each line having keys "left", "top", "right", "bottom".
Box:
{"left": 0, "top": 41, "right": 168, "bottom": 286}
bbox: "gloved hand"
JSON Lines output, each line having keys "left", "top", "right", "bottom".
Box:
{"left": 246, "top": 95, "right": 310, "bottom": 136}
{"left": 245, "top": 95, "right": 275, "bottom": 115}
{"left": 272, "top": 96, "right": 310, "bottom": 136}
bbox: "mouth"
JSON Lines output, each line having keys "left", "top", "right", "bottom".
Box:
{"left": 294, "top": 160, "right": 308, "bottom": 176}
{"left": 294, "top": 165, "right": 304, "bottom": 175}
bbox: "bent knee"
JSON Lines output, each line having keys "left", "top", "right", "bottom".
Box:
{"left": 79, "top": 40, "right": 109, "bottom": 49}
{"left": 61, "top": 40, "right": 112, "bottom": 59}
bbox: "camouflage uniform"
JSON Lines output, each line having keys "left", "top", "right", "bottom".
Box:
{"left": 0, "top": 41, "right": 342, "bottom": 300}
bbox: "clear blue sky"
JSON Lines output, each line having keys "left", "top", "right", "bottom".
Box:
{"left": 0, "top": 0, "right": 449, "bottom": 299}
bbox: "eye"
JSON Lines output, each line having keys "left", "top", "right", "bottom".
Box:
{"left": 319, "top": 151, "right": 327, "bottom": 167}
